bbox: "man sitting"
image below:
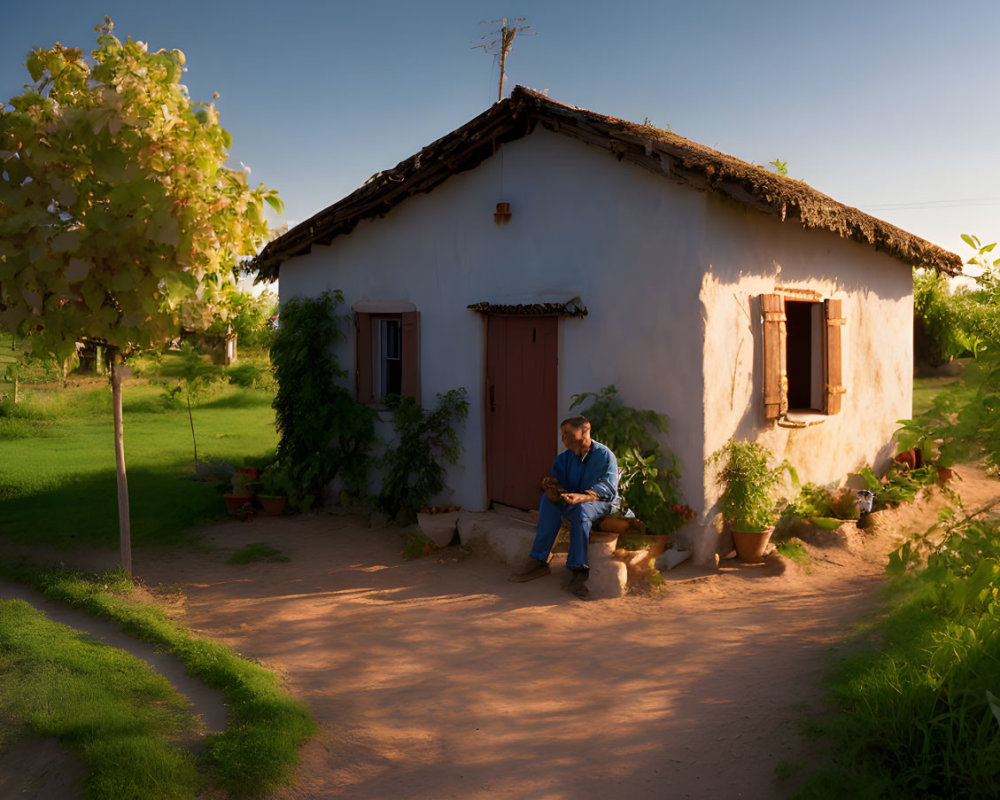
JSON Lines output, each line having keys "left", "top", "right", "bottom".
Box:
{"left": 509, "top": 415, "right": 618, "bottom": 597}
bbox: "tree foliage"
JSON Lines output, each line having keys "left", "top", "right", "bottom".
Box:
{"left": 914, "top": 235, "right": 1000, "bottom": 366}
{"left": 0, "top": 17, "right": 280, "bottom": 359}
{"left": 0, "top": 18, "right": 281, "bottom": 571}
{"left": 269, "top": 291, "right": 376, "bottom": 509}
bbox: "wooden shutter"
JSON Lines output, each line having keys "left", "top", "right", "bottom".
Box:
{"left": 761, "top": 294, "right": 787, "bottom": 420}
{"left": 824, "top": 298, "right": 845, "bottom": 415}
{"left": 401, "top": 311, "right": 421, "bottom": 403}
{"left": 355, "top": 312, "right": 373, "bottom": 403}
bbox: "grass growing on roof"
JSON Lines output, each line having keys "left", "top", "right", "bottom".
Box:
{"left": 0, "top": 598, "right": 201, "bottom": 800}
{"left": 0, "top": 381, "right": 277, "bottom": 547}
{"left": 0, "top": 560, "right": 318, "bottom": 797}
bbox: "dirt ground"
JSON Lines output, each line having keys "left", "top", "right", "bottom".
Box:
{"left": 5, "top": 464, "right": 1000, "bottom": 800}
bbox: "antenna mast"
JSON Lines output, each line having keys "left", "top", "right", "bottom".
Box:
{"left": 472, "top": 17, "right": 534, "bottom": 102}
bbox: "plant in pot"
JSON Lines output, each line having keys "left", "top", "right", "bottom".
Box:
{"left": 257, "top": 463, "right": 293, "bottom": 516}
{"left": 707, "top": 438, "right": 786, "bottom": 563}
{"left": 225, "top": 468, "right": 257, "bottom": 515}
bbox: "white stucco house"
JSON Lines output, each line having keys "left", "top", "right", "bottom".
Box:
{"left": 254, "top": 86, "right": 960, "bottom": 562}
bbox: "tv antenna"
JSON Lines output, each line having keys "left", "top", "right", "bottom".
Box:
{"left": 472, "top": 17, "right": 534, "bottom": 103}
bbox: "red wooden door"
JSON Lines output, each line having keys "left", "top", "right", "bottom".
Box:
{"left": 485, "top": 316, "right": 558, "bottom": 510}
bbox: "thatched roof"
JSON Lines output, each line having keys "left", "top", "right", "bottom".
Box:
{"left": 253, "top": 86, "right": 961, "bottom": 280}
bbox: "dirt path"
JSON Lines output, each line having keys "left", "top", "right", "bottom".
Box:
{"left": 121, "top": 464, "right": 1000, "bottom": 799}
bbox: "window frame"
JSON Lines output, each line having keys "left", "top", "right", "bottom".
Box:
{"left": 761, "top": 293, "right": 844, "bottom": 421}
{"left": 355, "top": 310, "right": 420, "bottom": 405}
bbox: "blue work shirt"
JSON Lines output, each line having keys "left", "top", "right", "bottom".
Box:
{"left": 551, "top": 440, "right": 618, "bottom": 502}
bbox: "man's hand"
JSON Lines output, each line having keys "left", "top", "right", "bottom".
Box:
{"left": 560, "top": 491, "right": 598, "bottom": 505}
{"left": 541, "top": 477, "right": 565, "bottom": 503}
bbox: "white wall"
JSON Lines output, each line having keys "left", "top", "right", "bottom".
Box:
{"left": 279, "top": 127, "right": 709, "bottom": 513}
{"left": 696, "top": 195, "right": 913, "bottom": 560}
{"left": 280, "top": 126, "right": 915, "bottom": 557}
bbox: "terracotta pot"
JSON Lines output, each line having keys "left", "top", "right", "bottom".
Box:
{"left": 258, "top": 495, "right": 287, "bottom": 516}
{"left": 597, "top": 516, "right": 632, "bottom": 534}
{"left": 730, "top": 526, "right": 774, "bottom": 563}
{"left": 224, "top": 494, "right": 254, "bottom": 514}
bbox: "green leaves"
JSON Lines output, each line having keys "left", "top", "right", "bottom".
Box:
{"left": 0, "top": 19, "right": 281, "bottom": 360}
{"left": 707, "top": 438, "right": 786, "bottom": 530}
{"left": 571, "top": 385, "right": 684, "bottom": 533}
{"left": 377, "top": 389, "right": 469, "bottom": 524}
{"left": 270, "top": 292, "right": 376, "bottom": 506}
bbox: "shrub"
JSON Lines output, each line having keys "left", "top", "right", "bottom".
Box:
{"left": 707, "top": 438, "right": 787, "bottom": 532}
{"left": 570, "top": 385, "right": 686, "bottom": 533}
{"left": 270, "top": 291, "right": 376, "bottom": 508}
{"left": 830, "top": 487, "right": 861, "bottom": 520}
{"left": 377, "top": 389, "right": 469, "bottom": 525}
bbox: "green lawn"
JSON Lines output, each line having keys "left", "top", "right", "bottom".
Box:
{"left": 0, "top": 371, "right": 316, "bottom": 798}
{"left": 0, "top": 598, "right": 201, "bottom": 799}
{"left": 912, "top": 371, "right": 975, "bottom": 419}
{"left": 0, "top": 380, "right": 277, "bottom": 548}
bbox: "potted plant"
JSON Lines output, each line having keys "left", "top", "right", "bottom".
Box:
{"left": 225, "top": 468, "right": 257, "bottom": 515}
{"left": 257, "top": 463, "right": 293, "bottom": 516}
{"left": 708, "top": 439, "right": 786, "bottom": 563}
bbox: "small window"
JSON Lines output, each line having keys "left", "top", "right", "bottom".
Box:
{"left": 373, "top": 317, "right": 403, "bottom": 400}
{"left": 761, "top": 294, "right": 844, "bottom": 420}
{"left": 355, "top": 311, "right": 420, "bottom": 404}
{"left": 785, "top": 300, "right": 823, "bottom": 411}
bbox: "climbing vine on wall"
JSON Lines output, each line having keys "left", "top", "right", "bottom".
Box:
{"left": 270, "top": 291, "right": 376, "bottom": 508}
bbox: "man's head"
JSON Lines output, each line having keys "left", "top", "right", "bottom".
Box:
{"left": 560, "top": 416, "right": 592, "bottom": 457}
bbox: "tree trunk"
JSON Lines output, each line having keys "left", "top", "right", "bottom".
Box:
{"left": 187, "top": 391, "right": 198, "bottom": 468}
{"left": 110, "top": 353, "right": 132, "bottom": 574}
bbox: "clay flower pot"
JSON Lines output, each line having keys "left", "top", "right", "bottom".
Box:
{"left": 258, "top": 495, "right": 287, "bottom": 516}
{"left": 596, "top": 516, "right": 632, "bottom": 534}
{"left": 224, "top": 494, "right": 254, "bottom": 515}
{"left": 417, "top": 510, "right": 460, "bottom": 548}
{"left": 731, "top": 525, "right": 774, "bottom": 564}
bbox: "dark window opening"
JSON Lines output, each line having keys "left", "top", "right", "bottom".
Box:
{"left": 785, "top": 300, "right": 822, "bottom": 411}
{"left": 378, "top": 317, "right": 402, "bottom": 398}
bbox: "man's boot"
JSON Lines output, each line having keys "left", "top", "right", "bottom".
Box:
{"left": 508, "top": 557, "right": 551, "bottom": 582}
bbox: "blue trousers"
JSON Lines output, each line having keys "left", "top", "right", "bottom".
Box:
{"left": 530, "top": 495, "right": 613, "bottom": 570}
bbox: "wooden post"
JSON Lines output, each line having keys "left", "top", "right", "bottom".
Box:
{"left": 110, "top": 352, "right": 132, "bottom": 574}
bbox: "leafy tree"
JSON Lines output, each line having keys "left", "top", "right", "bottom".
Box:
{"left": 210, "top": 286, "right": 278, "bottom": 351}
{"left": 0, "top": 18, "right": 280, "bottom": 571}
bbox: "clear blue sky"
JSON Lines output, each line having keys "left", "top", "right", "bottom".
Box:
{"left": 3, "top": 0, "right": 998, "bottom": 262}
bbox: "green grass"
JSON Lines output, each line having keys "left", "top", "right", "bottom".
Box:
{"left": 777, "top": 539, "right": 810, "bottom": 564}
{"left": 912, "top": 368, "right": 978, "bottom": 419}
{"left": 227, "top": 543, "right": 290, "bottom": 564}
{"left": 793, "top": 525, "right": 1000, "bottom": 798}
{"left": 0, "top": 599, "right": 201, "bottom": 799}
{"left": 0, "top": 561, "right": 318, "bottom": 797}
{"left": 0, "top": 380, "right": 277, "bottom": 547}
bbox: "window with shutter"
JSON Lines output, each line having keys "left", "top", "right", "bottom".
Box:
{"left": 761, "top": 294, "right": 787, "bottom": 420}
{"left": 824, "top": 299, "right": 845, "bottom": 415}
{"left": 355, "top": 310, "right": 421, "bottom": 404}
{"left": 760, "top": 293, "right": 844, "bottom": 420}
